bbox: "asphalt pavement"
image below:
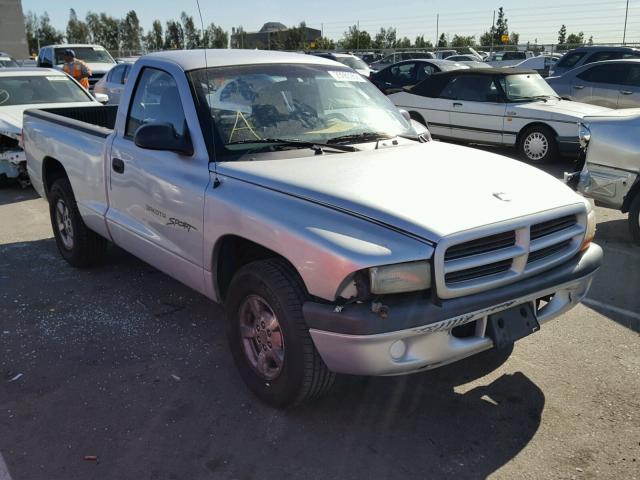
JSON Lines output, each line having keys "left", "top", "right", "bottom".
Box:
{"left": 0, "top": 156, "right": 638, "bottom": 480}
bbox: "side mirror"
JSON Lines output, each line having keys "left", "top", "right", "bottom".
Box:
{"left": 94, "top": 93, "right": 109, "bottom": 104}
{"left": 398, "top": 109, "right": 411, "bottom": 122}
{"left": 134, "top": 123, "right": 193, "bottom": 156}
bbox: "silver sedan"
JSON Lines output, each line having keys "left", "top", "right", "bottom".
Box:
{"left": 546, "top": 59, "right": 640, "bottom": 108}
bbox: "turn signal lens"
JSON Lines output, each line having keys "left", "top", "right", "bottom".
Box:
{"left": 581, "top": 204, "right": 596, "bottom": 252}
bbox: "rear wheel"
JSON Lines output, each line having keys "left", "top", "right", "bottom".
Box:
{"left": 225, "top": 259, "right": 335, "bottom": 407}
{"left": 518, "top": 125, "right": 559, "bottom": 164}
{"left": 628, "top": 193, "right": 640, "bottom": 246}
{"left": 49, "top": 178, "right": 107, "bottom": 267}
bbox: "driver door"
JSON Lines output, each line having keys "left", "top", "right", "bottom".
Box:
{"left": 106, "top": 67, "right": 210, "bottom": 291}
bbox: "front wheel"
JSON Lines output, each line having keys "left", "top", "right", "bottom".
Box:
{"left": 225, "top": 259, "right": 335, "bottom": 407}
{"left": 518, "top": 125, "right": 559, "bottom": 164}
{"left": 628, "top": 193, "right": 640, "bottom": 246}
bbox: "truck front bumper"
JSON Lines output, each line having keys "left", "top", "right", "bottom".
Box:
{"left": 304, "top": 244, "right": 602, "bottom": 376}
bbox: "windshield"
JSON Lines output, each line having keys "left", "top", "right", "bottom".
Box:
{"left": 0, "top": 57, "right": 19, "bottom": 68}
{"left": 54, "top": 47, "right": 115, "bottom": 65}
{"left": 335, "top": 56, "right": 369, "bottom": 71}
{"left": 500, "top": 73, "right": 558, "bottom": 101}
{"left": 0, "top": 75, "right": 91, "bottom": 106}
{"left": 189, "top": 64, "right": 413, "bottom": 158}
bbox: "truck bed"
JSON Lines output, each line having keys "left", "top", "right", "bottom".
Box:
{"left": 24, "top": 105, "right": 117, "bottom": 137}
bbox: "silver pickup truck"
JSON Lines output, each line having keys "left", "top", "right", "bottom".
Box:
{"left": 24, "top": 50, "right": 603, "bottom": 407}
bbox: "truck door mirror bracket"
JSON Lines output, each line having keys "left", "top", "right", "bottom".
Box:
{"left": 133, "top": 122, "right": 194, "bottom": 156}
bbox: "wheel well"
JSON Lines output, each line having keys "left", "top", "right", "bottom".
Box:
{"left": 42, "top": 157, "right": 68, "bottom": 198}
{"left": 213, "top": 235, "right": 300, "bottom": 302}
{"left": 517, "top": 122, "right": 559, "bottom": 146}
{"left": 409, "top": 111, "right": 427, "bottom": 126}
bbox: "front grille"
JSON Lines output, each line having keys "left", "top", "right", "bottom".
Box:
{"left": 531, "top": 215, "right": 576, "bottom": 240}
{"left": 445, "top": 259, "right": 512, "bottom": 284}
{"left": 435, "top": 207, "right": 587, "bottom": 299}
{"left": 445, "top": 231, "right": 516, "bottom": 261}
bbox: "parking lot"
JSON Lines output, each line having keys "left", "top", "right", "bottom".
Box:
{"left": 0, "top": 154, "right": 638, "bottom": 480}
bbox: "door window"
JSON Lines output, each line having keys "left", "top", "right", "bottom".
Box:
{"left": 556, "top": 51, "right": 586, "bottom": 69}
{"left": 625, "top": 64, "right": 640, "bottom": 86}
{"left": 107, "top": 65, "right": 126, "bottom": 84}
{"left": 584, "top": 51, "right": 622, "bottom": 64}
{"left": 442, "top": 75, "right": 500, "bottom": 101}
{"left": 389, "top": 62, "right": 417, "bottom": 83}
{"left": 577, "top": 64, "right": 629, "bottom": 84}
{"left": 415, "top": 63, "right": 436, "bottom": 82}
{"left": 126, "top": 68, "right": 186, "bottom": 138}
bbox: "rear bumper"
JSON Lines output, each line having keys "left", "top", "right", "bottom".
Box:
{"left": 305, "top": 243, "right": 602, "bottom": 376}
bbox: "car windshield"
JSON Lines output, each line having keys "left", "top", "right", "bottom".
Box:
{"left": 0, "top": 57, "right": 19, "bottom": 68}
{"left": 0, "top": 74, "right": 90, "bottom": 106}
{"left": 54, "top": 47, "right": 115, "bottom": 65}
{"left": 189, "top": 64, "right": 413, "bottom": 158}
{"left": 500, "top": 73, "right": 559, "bottom": 101}
{"left": 335, "top": 56, "right": 369, "bottom": 71}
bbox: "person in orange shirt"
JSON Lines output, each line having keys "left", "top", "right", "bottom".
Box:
{"left": 62, "top": 49, "right": 92, "bottom": 90}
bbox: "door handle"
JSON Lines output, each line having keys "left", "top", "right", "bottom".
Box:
{"left": 112, "top": 158, "right": 125, "bottom": 174}
{"left": 453, "top": 102, "right": 463, "bottom": 107}
{"left": 573, "top": 85, "right": 585, "bottom": 90}
{"left": 620, "top": 90, "right": 633, "bottom": 95}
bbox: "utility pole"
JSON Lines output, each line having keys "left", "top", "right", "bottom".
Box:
{"left": 356, "top": 20, "right": 360, "bottom": 51}
{"left": 435, "top": 13, "right": 439, "bottom": 49}
{"left": 623, "top": 0, "right": 629, "bottom": 45}
{"left": 489, "top": 10, "right": 495, "bottom": 54}
{"left": 321, "top": 23, "right": 324, "bottom": 38}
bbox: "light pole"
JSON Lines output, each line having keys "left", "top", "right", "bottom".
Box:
{"left": 623, "top": 0, "right": 629, "bottom": 45}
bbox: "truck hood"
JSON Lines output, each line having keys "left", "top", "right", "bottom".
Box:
{"left": 514, "top": 99, "right": 611, "bottom": 121}
{"left": 216, "top": 141, "right": 584, "bottom": 243}
{"left": 0, "top": 101, "right": 99, "bottom": 135}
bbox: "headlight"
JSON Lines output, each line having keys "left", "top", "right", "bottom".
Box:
{"left": 581, "top": 200, "right": 596, "bottom": 252}
{"left": 578, "top": 123, "right": 591, "bottom": 148}
{"left": 369, "top": 261, "right": 431, "bottom": 295}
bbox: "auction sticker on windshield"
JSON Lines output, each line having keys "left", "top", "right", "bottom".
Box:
{"left": 328, "top": 71, "right": 366, "bottom": 82}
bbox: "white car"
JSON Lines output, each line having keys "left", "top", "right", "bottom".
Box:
{"left": 0, "top": 68, "right": 104, "bottom": 186}
{"left": 389, "top": 68, "right": 612, "bottom": 163}
{"left": 512, "top": 54, "right": 562, "bottom": 77}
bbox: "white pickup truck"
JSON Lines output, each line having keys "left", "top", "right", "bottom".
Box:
{"left": 24, "top": 50, "right": 603, "bottom": 407}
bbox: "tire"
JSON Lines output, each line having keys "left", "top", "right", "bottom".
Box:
{"left": 518, "top": 125, "right": 559, "bottom": 164}
{"left": 628, "top": 193, "right": 640, "bottom": 246}
{"left": 225, "top": 259, "right": 335, "bottom": 407}
{"left": 49, "top": 178, "right": 107, "bottom": 267}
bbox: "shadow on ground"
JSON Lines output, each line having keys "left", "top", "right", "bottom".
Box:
{"left": 0, "top": 238, "right": 545, "bottom": 480}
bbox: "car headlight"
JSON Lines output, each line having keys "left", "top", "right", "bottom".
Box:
{"left": 581, "top": 200, "right": 596, "bottom": 252}
{"left": 578, "top": 123, "right": 591, "bottom": 148}
{"left": 369, "top": 261, "right": 431, "bottom": 295}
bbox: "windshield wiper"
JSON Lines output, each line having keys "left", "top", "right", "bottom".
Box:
{"left": 509, "top": 94, "right": 560, "bottom": 103}
{"left": 227, "top": 138, "right": 359, "bottom": 153}
{"left": 327, "top": 132, "right": 419, "bottom": 145}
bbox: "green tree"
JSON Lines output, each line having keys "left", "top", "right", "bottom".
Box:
{"left": 395, "top": 37, "right": 411, "bottom": 48}
{"left": 37, "top": 12, "right": 64, "bottom": 46}
{"left": 341, "top": 25, "right": 371, "bottom": 50}
{"left": 509, "top": 32, "right": 519, "bottom": 45}
{"left": 372, "top": 27, "right": 397, "bottom": 49}
{"left": 558, "top": 24, "right": 567, "bottom": 45}
{"left": 24, "top": 11, "right": 39, "bottom": 54}
{"left": 314, "top": 37, "right": 335, "bottom": 50}
{"left": 120, "top": 10, "right": 142, "bottom": 52}
{"left": 414, "top": 35, "right": 433, "bottom": 49}
{"left": 566, "top": 32, "right": 584, "bottom": 47}
{"left": 438, "top": 33, "right": 447, "bottom": 47}
{"left": 66, "top": 8, "right": 90, "bottom": 44}
{"left": 231, "top": 26, "right": 245, "bottom": 49}
{"left": 164, "top": 20, "right": 184, "bottom": 49}
{"left": 587, "top": 35, "right": 594, "bottom": 46}
{"left": 203, "top": 23, "right": 228, "bottom": 48}
{"left": 181, "top": 12, "right": 201, "bottom": 49}
{"left": 144, "top": 20, "right": 164, "bottom": 51}
{"left": 493, "top": 7, "right": 508, "bottom": 44}
{"left": 451, "top": 34, "right": 475, "bottom": 47}
{"left": 479, "top": 30, "right": 493, "bottom": 47}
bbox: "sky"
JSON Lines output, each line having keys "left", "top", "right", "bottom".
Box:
{"left": 21, "top": 0, "right": 640, "bottom": 45}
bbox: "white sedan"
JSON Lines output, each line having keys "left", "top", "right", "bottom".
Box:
{"left": 389, "top": 68, "right": 612, "bottom": 163}
{"left": 0, "top": 67, "right": 104, "bottom": 186}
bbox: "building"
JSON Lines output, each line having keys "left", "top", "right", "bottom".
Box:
{"left": 0, "top": 0, "right": 28, "bottom": 58}
{"left": 231, "top": 22, "right": 321, "bottom": 50}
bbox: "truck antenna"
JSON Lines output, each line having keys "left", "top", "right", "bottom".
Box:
{"left": 195, "top": 0, "right": 221, "bottom": 187}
